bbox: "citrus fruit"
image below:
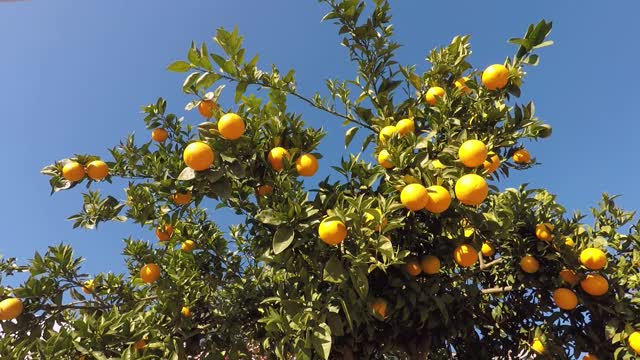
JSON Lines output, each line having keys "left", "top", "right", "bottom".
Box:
{"left": 364, "top": 209, "right": 387, "bottom": 231}
{"left": 133, "top": 339, "right": 146, "bottom": 350}
{"left": 579, "top": 248, "right": 607, "bottom": 270}
{"left": 531, "top": 338, "right": 545, "bottom": 354}
{"left": 155, "top": 224, "right": 174, "bottom": 242}
{"left": 86, "top": 160, "right": 109, "bottom": 181}
{"left": 483, "top": 152, "right": 500, "bottom": 174}
{"left": 559, "top": 269, "right": 579, "bottom": 286}
{"left": 458, "top": 139, "right": 488, "bottom": 168}
{"left": 453, "top": 244, "right": 478, "bottom": 267}
{"left": 482, "top": 64, "right": 509, "bottom": 90}
{"left": 318, "top": 219, "right": 347, "bottom": 246}
{"left": 371, "top": 298, "right": 388, "bottom": 319}
{"left": 378, "top": 125, "right": 396, "bottom": 143}
{"left": 151, "top": 128, "right": 168, "bottom": 142}
{"left": 0, "top": 298, "right": 24, "bottom": 321}
{"left": 580, "top": 274, "right": 608, "bottom": 296}
{"left": 481, "top": 243, "right": 495, "bottom": 257}
{"left": 400, "top": 183, "right": 429, "bottom": 211}
{"left": 535, "top": 223, "right": 554, "bottom": 242}
{"left": 425, "top": 86, "right": 445, "bottom": 105}
{"left": 513, "top": 149, "right": 531, "bottom": 164}
{"left": 181, "top": 240, "right": 195, "bottom": 252}
{"left": 455, "top": 174, "right": 489, "bottom": 206}
{"left": 198, "top": 99, "right": 218, "bottom": 118}
{"left": 82, "top": 280, "right": 94, "bottom": 294}
{"left": 421, "top": 255, "right": 441, "bottom": 275}
{"left": 553, "top": 288, "right": 578, "bottom": 310}
{"left": 62, "top": 161, "right": 85, "bottom": 182}
{"left": 404, "top": 257, "right": 422, "bottom": 276}
{"left": 582, "top": 353, "right": 598, "bottom": 360}
{"left": 218, "top": 113, "right": 245, "bottom": 140}
{"left": 396, "top": 118, "right": 415, "bottom": 136}
{"left": 377, "top": 150, "right": 393, "bottom": 169}
{"left": 171, "top": 192, "right": 192, "bottom": 205}
{"left": 256, "top": 184, "right": 273, "bottom": 197}
{"left": 424, "top": 185, "right": 451, "bottom": 214}
{"left": 183, "top": 142, "right": 215, "bottom": 171}
{"left": 181, "top": 306, "right": 191, "bottom": 317}
{"left": 629, "top": 332, "right": 640, "bottom": 355}
{"left": 267, "top": 147, "right": 290, "bottom": 171}
{"left": 454, "top": 77, "right": 472, "bottom": 94}
{"left": 140, "top": 263, "right": 161, "bottom": 284}
{"left": 520, "top": 256, "right": 540, "bottom": 273}
{"left": 295, "top": 154, "right": 319, "bottom": 177}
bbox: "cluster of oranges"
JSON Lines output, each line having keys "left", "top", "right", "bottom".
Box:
{"left": 61, "top": 159, "right": 109, "bottom": 182}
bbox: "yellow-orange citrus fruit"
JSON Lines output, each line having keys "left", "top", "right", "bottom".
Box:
{"left": 553, "top": 288, "right": 578, "bottom": 310}
{"left": 62, "top": 161, "right": 85, "bottom": 182}
{"left": 295, "top": 154, "right": 319, "bottom": 177}
{"left": 454, "top": 77, "right": 472, "bottom": 94}
{"left": 458, "top": 140, "right": 488, "bottom": 168}
{"left": 513, "top": 148, "right": 531, "bottom": 164}
{"left": 455, "top": 174, "right": 489, "bottom": 206}
{"left": 396, "top": 118, "right": 415, "bottom": 136}
{"left": 579, "top": 248, "right": 607, "bottom": 270}
{"left": 181, "top": 240, "right": 195, "bottom": 252}
{"left": 425, "top": 86, "right": 445, "bottom": 105}
{"left": 0, "top": 298, "right": 24, "bottom": 321}
{"left": 198, "top": 99, "right": 218, "bottom": 118}
{"left": 453, "top": 244, "right": 478, "bottom": 267}
{"left": 364, "top": 209, "right": 387, "bottom": 231}
{"left": 133, "top": 339, "right": 146, "bottom": 350}
{"left": 520, "top": 256, "right": 540, "bottom": 273}
{"left": 582, "top": 353, "right": 598, "bottom": 360}
{"left": 629, "top": 332, "right": 640, "bottom": 355}
{"left": 404, "top": 257, "right": 422, "bottom": 276}
{"left": 481, "top": 243, "right": 496, "bottom": 257}
{"left": 400, "top": 183, "right": 429, "bottom": 211}
{"left": 424, "top": 185, "right": 451, "bottom": 214}
{"left": 482, "top": 64, "right": 509, "bottom": 90}
{"left": 218, "top": 113, "right": 245, "bottom": 140}
{"left": 151, "top": 128, "right": 168, "bottom": 142}
{"left": 559, "top": 269, "right": 579, "bottom": 286}
{"left": 580, "top": 274, "right": 609, "bottom": 296}
{"left": 378, "top": 125, "right": 396, "bottom": 143}
{"left": 318, "top": 219, "right": 347, "bottom": 246}
{"left": 267, "top": 147, "right": 290, "bottom": 171}
{"left": 535, "top": 223, "right": 554, "bottom": 242}
{"left": 171, "top": 192, "right": 192, "bottom": 205}
{"left": 483, "top": 152, "right": 500, "bottom": 174}
{"left": 155, "top": 224, "right": 174, "bottom": 242}
{"left": 181, "top": 306, "right": 191, "bottom": 317}
{"left": 377, "top": 150, "right": 393, "bottom": 169}
{"left": 82, "top": 280, "right": 94, "bottom": 294}
{"left": 531, "top": 338, "right": 545, "bottom": 354}
{"left": 183, "top": 142, "right": 215, "bottom": 171}
{"left": 371, "top": 298, "right": 388, "bottom": 319}
{"left": 140, "top": 263, "right": 161, "bottom": 284}
{"left": 421, "top": 255, "right": 441, "bottom": 275}
{"left": 86, "top": 160, "right": 109, "bottom": 181}
{"left": 256, "top": 184, "right": 273, "bottom": 197}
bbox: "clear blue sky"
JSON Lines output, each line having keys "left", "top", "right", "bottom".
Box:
{"left": 1, "top": 1, "right": 638, "bottom": 279}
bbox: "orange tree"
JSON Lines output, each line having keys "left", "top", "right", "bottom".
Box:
{"left": 2, "top": 1, "right": 640, "bottom": 359}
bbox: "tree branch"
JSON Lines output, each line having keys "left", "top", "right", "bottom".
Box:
{"left": 481, "top": 286, "right": 513, "bottom": 295}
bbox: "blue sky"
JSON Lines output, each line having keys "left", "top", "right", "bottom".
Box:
{"left": 1, "top": 0, "right": 638, "bottom": 282}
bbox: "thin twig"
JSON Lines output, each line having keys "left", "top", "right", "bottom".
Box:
{"left": 481, "top": 286, "right": 513, "bottom": 295}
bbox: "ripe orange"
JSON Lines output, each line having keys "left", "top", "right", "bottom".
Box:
{"left": 378, "top": 125, "right": 396, "bottom": 143}
{"left": 171, "top": 192, "right": 192, "bottom": 205}
{"left": 151, "top": 128, "right": 168, "bottom": 142}
{"left": 424, "top": 185, "right": 451, "bottom": 214}
{"left": 0, "top": 298, "right": 24, "bottom": 321}
{"left": 629, "top": 331, "right": 640, "bottom": 355}
{"left": 295, "top": 154, "right": 319, "bottom": 177}
{"left": 425, "top": 86, "right": 445, "bottom": 105}
{"left": 396, "top": 118, "right": 415, "bottom": 136}
{"left": 453, "top": 244, "right": 478, "bottom": 267}
{"left": 217, "top": 113, "right": 245, "bottom": 140}
{"left": 421, "top": 255, "right": 441, "bottom": 275}
{"left": 458, "top": 140, "right": 488, "bottom": 168}
{"left": 481, "top": 243, "right": 496, "bottom": 257}
{"left": 520, "top": 256, "right": 540, "bottom": 273}
{"left": 553, "top": 288, "right": 578, "bottom": 310}
{"left": 82, "top": 280, "right": 94, "bottom": 294}
{"left": 181, "top": 240, "right": 195, "bottom": 252}
{"left": 133, "top": 338, "right": 146, "bottom": 350}
{"left": 483, "top": 152, "right": 500, "bottom": 174}
{"left": 455, "top": 174, "right": 489, "bottom": 206}
{"left": 513, "top": 149, "right": 531, "bottom": 164}
{"left": 535, "top": 223, "right": 554, "bottom": 242}
{"left": 579, "top": 248, "right": 607, "bottom": 270}
{"left": 400, "top": 183, "right": 429, "bottom": 211}
{"left": 267, "top": 147, "right": 290, "bottom": 171}
{"left": 580, "top": 274, "right": 608, "bottom": 296}
{"left": 86, "top": 160, "right": 109, "bottom": 181}
{"left": 256, "top": 184, "right": 273, "bottom": 197}
{"left": 482, "top": 64, "right": 509, "bottom": 90}
{"left": 371, "top": 298, "right": 388, "bottom": 319}
{"left": 183, "top": 142, "right": 215, "bottom": 171}
{"left": 377, "top": 150, "right": 393, "bottom": 169}
{"left": 155, "top": 224, "right": 174, "bottom": 242}
{"left": 454, "top": 77, "right": 472, "bottom": 94}
{"left": 531, "top": 338, "right": 545, "bottom": 354}
{"left": 62, "top": 161, "right": 85, "bottom": 182}
{"left": 198, "top": 99, "right": 218, "bottom": 118}
{"left": 559, "top": 269, "right": 579, "bottom": 286}
{"left": 404, "top": 257, "right": 422, "bottom": 276}
{"left": 318, "top": 219, "right": 347, "bottom": 246}
{"left": 582, "top": 353, "right": 599, "bottom": 360}
{"left": 140, "top": 263, "right": 161, "bottom": 284}
{"left": 181, "top": 306, "right": 191, "bottom": 317}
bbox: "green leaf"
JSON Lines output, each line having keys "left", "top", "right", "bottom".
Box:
{"left": 312, "top": 323, "right": 332, "bottom": 360}
{"left": 272, "top": 226, "right": 294, "bottom": 254}
{"left": 167, "top": 61, "right": 191, "bottom": 72}
{"left": 256, "top": 210, "right": 285, "bottom": 226}
{"left": 323, "top": 257, "right": 347, "bottom": 284}
{"left": 235, "top": 81, "right": 248, "bottom": 103}
{"left": 349, "top": 265, "right": 369, "bottom": 299}
{"left": 344, "top": 127, "right": 358, "bottom": 147}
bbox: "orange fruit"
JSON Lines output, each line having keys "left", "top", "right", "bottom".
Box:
{"left": 155, "top": 224, "right": 174, "bottom": 242}
{"left": 151, "top": 128, "right": 168, "bottom": 142}
{"left": 181, "top": 240, "right": 195, "bottom": 252}
{"left": 181, "top": 306, "right": 191, "bottom": 317}
{"left": 133, "top": 338, "right": 146, "bottom": 350}
{"left": 295, "top": 154, "right": 319, "bottom": 177}
{"left": 404, "top": 257, "right": 422, "bottom": 276}
{"left": 454, "top": 77, "right": 472, "bottom": 94}
{"left": 483, "top": 152, "right": 500, "bottom": 174}
{"left": 424, "top": 185, "right": 451, "bottom": 214}
{"left": 481, "top": 243, "right": 495, "bottom": 257}
{"left": 377, "top": 150, "right": 393, "bottom": 169}
{"left": 183, "top": 142, "right": 215, "bottom": 171}
{"left": 513, "top": 149, "right": 531, "bottom": 164}
{"left": 400, "top": 183, "right": 429, "bottom": 211}
{"left": 531, "top": 338, "right": 545, "bottom": 354}
{"left": 535, "top": 223, "right": 554, "bottom": 242}
{"left": 579, "top": 248, "right": 607, "bottom": 270}
{"left": 364, "top": 209, "right": 387, "bottom": 231}
{"left": 431, "top": 159, "right": 445, "bottom": 169}
{"left": 371, "top": 298, "right": 388, "bottom": 319}
{"left": 455, "top": 174, "right": 489, "bottom": 206}
{"left": 582, "top": 353, "right": 599, "bottom": 360}
{"left": 267, "top": 147, "right": 290, "bottom": 171}
{"left": 553, "top": 288, "right": 578, "bottom": 310}
{"left": 198, "top": 99, "right": 218, "bottom": 118}
{"left": 396, "top": 118, "right": 415, "bottom": 136}
{"left": 458, "top": 140, "right": 488, "bottom": 168}
{"left": 425, "top": 86, "right": 445, "bottom": 105}
{"left": 520, "top": 256, "right": 540, "bottom": 273}
{"left": 421, "top": 255, "right": 441, "bottom": 275}
{"left": 580, "top": 274, "right": 608, "bottom": 296}
{"left": 559, "top": 269, "right": 579, "bottom": 286}
{"left": 62, "top": 161, "right": 85, "bottom": 182}
{"left": 629, "top": 331, "right": 640, "bottom": 355}
{"left": 82, "top": 280, "right": 94, "bottom": 294}
{"left": 0, "top": 298, "right": 24, "bottom": 321}
{"left": 318, "top": 219, "right": 347, "bottom": 246}
{"left": 256, "top": 184, "right": 273, "bottom": 196}
{"left": 482, "top": 64, "right": 509, "bottom": 90}
{"left": 140, "top": 263, "right": 161, "bottom": 284}
{"left": 171, "top": 192, "right": 192, "bottom": 205}
{"left": 86, "top": 160, "right": 109, "bottom": 181}
{"left": 378, "top": 125, "right": 396, "bottom": 143}
{"left": 453, "top": 244, "right": 478, "bottom": 267}
{"left": 217, "top": 113, "right": 245, "bottom": 140}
